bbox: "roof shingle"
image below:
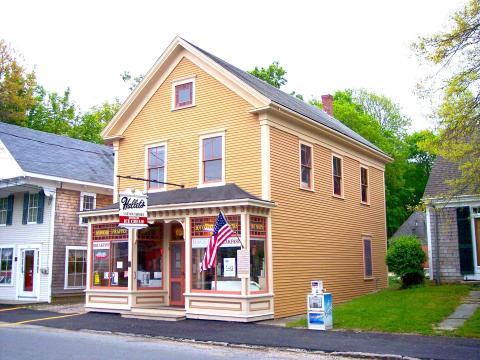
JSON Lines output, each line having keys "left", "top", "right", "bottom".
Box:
{"left": 0, "top": 122, "right": 114, "bottom": 186}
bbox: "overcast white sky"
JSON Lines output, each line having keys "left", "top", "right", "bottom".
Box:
{"left": 1, "top": 0, "right": 462, "bottom": 131}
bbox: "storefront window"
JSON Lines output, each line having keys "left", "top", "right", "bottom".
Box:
{"left": 191, "top": 215, "right": 241, "bottom": 292}
{"left": 250, "top": 216, "right": 267, "bottom": 292}
{"left": 91, "top": 224, "right": 129, "bottom": 288}
{"left": 137, "top": 224, "right": 163, "bottom": 289}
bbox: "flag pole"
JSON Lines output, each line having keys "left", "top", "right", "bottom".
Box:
{"left": 221, "top": 211, "right": 245, "bottom": 249}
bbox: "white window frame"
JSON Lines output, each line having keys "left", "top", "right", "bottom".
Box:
{"left": 198, "top": 131, "right": 226, "bottom": 188}
{"left": 79, "top": 192, "right": 96, "bottom": 226}
{"left": 27, "top": 193, "right": 39, "bottom": 224}
{"left": 299, "top": 140, "right": 314, "bottom": 191}
{"left": 360, "top": 165, "right": 370, "bottom": 205}
{"left": 171, "top": 75, "right": 196, "bottom": 111}
{"left": 64, "top": 246, "right": 87, "bottom": 290}
{"left": 144, "top": 142, "right": 168, "bottom": 193}
{"left": 0, "top": 197, "right": 7, "bottom": 226}
{"left": 332, "top": 154, "right": 344, "bottom": 199}
{"left": 0, "top": 245, "right": 15, "bottom": 287}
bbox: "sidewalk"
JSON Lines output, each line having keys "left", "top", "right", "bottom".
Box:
{"left": 437, "top": 290, "right": 480, "bottom": 331}
{"left": 1, "top": 309, "right": 479, "bottom": 360}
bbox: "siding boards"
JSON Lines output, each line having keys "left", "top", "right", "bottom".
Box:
{"left": 52, "top": 190, "right": 112, "bottom": 296}
{"left": 270, "top": 127, "right": 387, "bottom": 318}
{"left": 118, "top": 57, "right": 262, "bottom": 197}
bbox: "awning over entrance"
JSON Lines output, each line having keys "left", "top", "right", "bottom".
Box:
{"left": 81, "top": 183, "right": 274, "bottom": 218}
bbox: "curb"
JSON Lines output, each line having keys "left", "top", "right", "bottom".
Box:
{"left": 79, "top": 328, "right": 421, "bottom": 360}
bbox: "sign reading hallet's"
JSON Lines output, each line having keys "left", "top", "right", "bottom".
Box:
{"left": 118, "top": 190, "right": 148, "bottom": 229}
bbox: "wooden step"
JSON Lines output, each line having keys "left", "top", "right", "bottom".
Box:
{"left": 122, "top": 307, "right": 186, "bottom": 321}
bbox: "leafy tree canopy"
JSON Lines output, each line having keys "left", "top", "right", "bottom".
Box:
{"left": 414, "top": 0, "right": 480, "bottom": 194}
{"left": 248, "top": 61, "right": 287, "bottom": 88}
{"left": 0, "top": 40, "right": 37, "bottom": 126}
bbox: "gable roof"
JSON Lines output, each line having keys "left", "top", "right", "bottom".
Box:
{"left": 0, "top": 122, "right": 114, "bottom": 186}
{"left": 92, "top": 183, "right": 270, "bottom": 211}
{"left": 391, "top": 211, "right": 426, "bottom": 245}
{"left": 103, "top": 37, "right": 389, "bottom": 161}
{"left": 423, "top": 156, "right": 464, "bottom": 198}
{"left": 185, "top": 39, "right": 384, "bottom": 155}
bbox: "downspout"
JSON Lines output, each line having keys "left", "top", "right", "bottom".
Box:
{"left": 433, "top": 204, "right": 441, "bottom": 285}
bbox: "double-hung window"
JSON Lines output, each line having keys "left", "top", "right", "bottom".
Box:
{"left": 65, "top": 246, "right": 87, "bottom": 289}
{"left": 300, "top": 143, "right": 313, "bottom": 189}
{"left": 79, "top": 193, "right": 96, "bottom": 225}
{"left": 0, "top": 247, "right": 13, "bottom": 285}
{"left": 202, "top": 135, "right": 223, "bottom": 184}
{"left": 27, "top": 193, "right": 39, "bottom": 223}
{"left": 361, "top": 166, "right": 369, "bottom": 204}
{"left": 332, "top": 155, "right": 343, "bottom": 197}
{"left": 147, "top": 145, "right": 166, "bottom": 190}
{"left": 0, "top": 198, "right": 7, "bottom": 225}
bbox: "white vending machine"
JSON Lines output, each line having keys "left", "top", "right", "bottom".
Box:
{"left": 307, "top": 280, "right": 333, "bottom": 330}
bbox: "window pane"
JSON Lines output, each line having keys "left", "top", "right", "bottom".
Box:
{"left": 362, "top": 186, "right": 368, "bottom": 203}
{"left": 111, "top": 242, "right": 128, "bottom": 287}
{"left": 204, "top": 160, "right": 222, "bottom": 182}
{"left": 203, "top": 137, "right": 222, "bottom": 161}
{"left": 250, "top": 239, "right": 266, "bottom": 291}
{"left": 301, "top": 166, "right": 311, "bottom": 187}
{"left": 301, "top": 145, "right": 311, "bottom": 167}
{"left": 333, "top": 157, "right": 341, "bottom": 176}
{"left": 137, "top": 225, "right": 163, "bottom": 289}
{"left": 92, "top": 245, "right": 110, "bottom": 287}
{"left": 175, "top": 82, "right": 192, "bottom": 107}
{"left": 0, "top": 248, "right": 13, "bottom": 284}
{"left": 364, "top": 239, "right": 373, "bottom": 277}
{"left": 334, "top": 176, "right": 342, "bottom": 195}
{"left": 192, "top": 247, "right": 215, "bottom": 290}
{"left": 149, "top": 146, "right": 164, "bottom": 167}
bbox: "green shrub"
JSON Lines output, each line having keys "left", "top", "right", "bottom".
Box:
{"left": 386, "top": 235, "right": 426, "bottom": 287}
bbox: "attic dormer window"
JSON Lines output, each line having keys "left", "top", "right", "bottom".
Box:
{"left": 172, "top": 76, "right": 196, "bottom": 110}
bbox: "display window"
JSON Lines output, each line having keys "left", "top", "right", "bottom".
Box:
{"left": 137, "top": 224, "right": 164, "bottom": 289}
{"left": 91, "top": 223, "right": 129, "bottom": 289}
{"left": 250, "top": 216, "right": 268, "bottom": 293}
{"left": 191, "top": 215, "right": 242, "bottom": 292}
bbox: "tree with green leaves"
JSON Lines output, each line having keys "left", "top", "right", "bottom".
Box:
{"left": 70, "top": 100, "right": 121, "bottom": 143}
{"left": 121, "top": 71, "right": 144, "bottom": 91}
{"left": 248, "top": 61, "right": 287, "bottom": 88}
{"left": 0, "top": 40, "right": 37, "bottom": 126}
{"left": 414, "top": 0, "right": 480, "bottom": 194}
{"left": 352, "top": 89, "right": 411, "bottom": 137}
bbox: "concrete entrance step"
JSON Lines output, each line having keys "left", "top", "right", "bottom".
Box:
{"left": 122, "top": 307, "right": 186, "bottom": 321}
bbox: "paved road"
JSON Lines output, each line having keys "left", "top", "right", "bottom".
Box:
{"left": 0, "top": 325, "right": 347, "bottom": 360}
{"left": 1, "top": 308, "right": 480, "bottom": 360}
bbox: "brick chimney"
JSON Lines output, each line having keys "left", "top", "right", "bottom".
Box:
{"left": 321, "top": 94, "right": 333, "bottom": 116}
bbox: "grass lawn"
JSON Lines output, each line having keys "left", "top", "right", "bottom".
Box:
{"left": 286, "top": 282, "right": 470, "bottom": 336}
{"left": 455, "top": 308, "right": 480, "bottom": 338}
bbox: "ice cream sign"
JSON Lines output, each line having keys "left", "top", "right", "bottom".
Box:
{"left": 118, "top": 189, "right": 148, "bottom": 229}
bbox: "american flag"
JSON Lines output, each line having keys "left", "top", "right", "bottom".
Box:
{"left": 200, "top": 212, "right": 234, "bottom": 272}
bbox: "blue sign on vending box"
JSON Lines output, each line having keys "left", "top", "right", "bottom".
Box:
{"left": 308, "top": 312, "right": 325, "bottom": 325}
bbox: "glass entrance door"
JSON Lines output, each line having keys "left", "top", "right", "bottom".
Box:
{"left": 169, "top": 241, "right": 185, "bottom": 307}
{"left": 19, "top": 248, "right": 38, "bottom": 298}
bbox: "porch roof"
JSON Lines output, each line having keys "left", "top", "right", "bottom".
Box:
{"left": 87, "top": 183, "right": 272, "bottom": 213}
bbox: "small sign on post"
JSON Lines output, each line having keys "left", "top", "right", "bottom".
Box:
{"left": 236, "top": 249, "right": 250, "bottom": 278}
{"left": 118, "top": 189, "right": 148, "bottom": 229}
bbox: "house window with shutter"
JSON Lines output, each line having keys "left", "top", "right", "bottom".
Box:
{"left": 363, "top": 238, "right": 373, "bottom": 278}
{"left": 27, "top": 193, "right": 39, "bottom": 224}
{"left": 23, "top": 191, "right": 44, "bottom": 225}
{"left": 0, "top": 198, "right": 7, "bottom": 225}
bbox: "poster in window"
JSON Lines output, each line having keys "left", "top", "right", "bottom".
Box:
{"left": 223, "top": 258, "right": 236, "bottom": 277}
{"left": 111, "top": 272, "right": 118, "bottom": 285}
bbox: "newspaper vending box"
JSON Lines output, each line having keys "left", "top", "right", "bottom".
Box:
{"left": 307, "top": 280, "right": 332, "bottom": 330}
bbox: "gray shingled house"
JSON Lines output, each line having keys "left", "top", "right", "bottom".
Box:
{"left": 423, "top": 156, "right": 480, "bottom": 282}
{"left": 0, "top": 123, "right": 113, "bottom": 303}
